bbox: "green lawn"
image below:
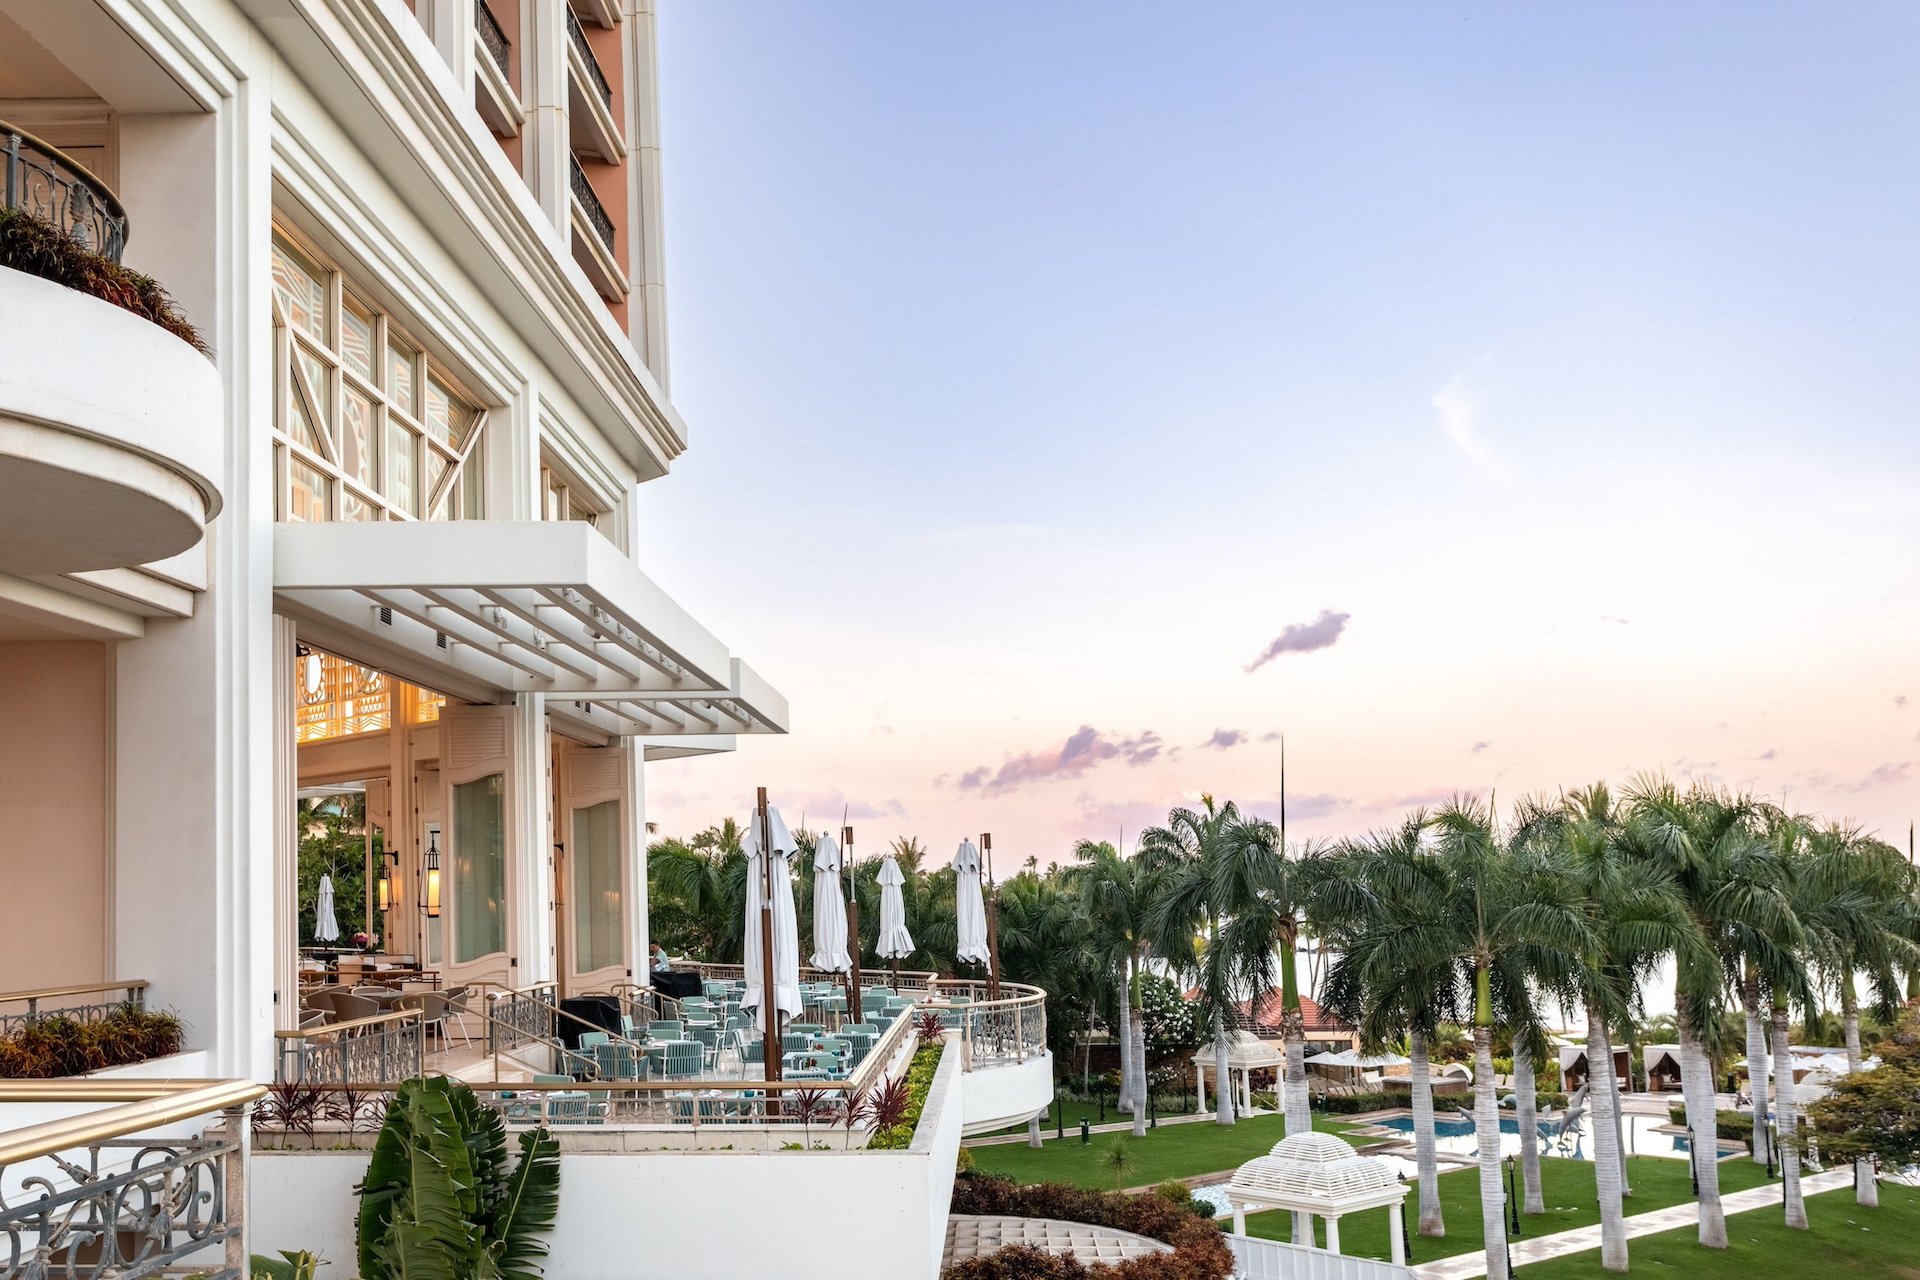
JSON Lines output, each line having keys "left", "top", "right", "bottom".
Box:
{"left": 1243, "top": 1154, "right": 1772, "bottom": 1266}
{"left": 1522, "top": 1182, "right": 1920, "bottom": 1279}
{"left": 969, "top": 1111, "right": 1362, "bottom": 1189}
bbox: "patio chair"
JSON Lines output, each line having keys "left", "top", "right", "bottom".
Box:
{"left": 790, "top": 1022, "right": 824, "bottom": 1036}
{"left": 395, "top": 991, "right": 454, "bottom": 1043}
{"left": 702, "top": 980, "right": 730, "bottom": 1000}
{"left": 298, "top": 1010, "right": 327, "bottom": 1030}
{"left": 592, "top": 1040, "right": 641, "bottom": 1082}
{"left": 648, "top": 1020, "right": 684, "bottom": 1040}
{"left": 533, "top": 1073, "right": 605, "bottom": 1125}
{"left": 579, "top": 1031, "right": 611, "bottom": 1049}
{"left": 660, "top": 1041, "right": 703, "bottom": 1080}
{"left": 440, "top": 985, "right": 477, "bottom": 1045}
{"left": 331, "top": 991, "right": 381, "bottom": 1027}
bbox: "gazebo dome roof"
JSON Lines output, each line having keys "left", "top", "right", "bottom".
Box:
{"left": 1190, "top": 1028, "right": 1283, "bottom": 1070}
{"left": 1225, "top": 1133, "right": 1406, "bottom": 1213}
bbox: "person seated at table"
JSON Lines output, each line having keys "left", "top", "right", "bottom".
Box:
{"left": 650, "top": 942, "right": 677, "bottom": 974}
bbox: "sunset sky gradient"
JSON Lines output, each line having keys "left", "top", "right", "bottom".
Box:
{"left": 634, "top": 3, "right": 1920, "bottom": 862}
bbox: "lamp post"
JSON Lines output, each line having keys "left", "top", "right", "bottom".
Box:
{"left": 1506, "top": 1153, "right": 1521, "bottom": 1236}
{"left": 1687, "top": 1125, "right": 1698, "bottom": 1195}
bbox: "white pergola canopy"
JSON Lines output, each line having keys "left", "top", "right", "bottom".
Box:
{"left": 1191, "top": 1030, "right": 1282, "bottom": 1071}
{"left": 1223, "top": 1133, "right": 1410, "bottom": 1265}
{"left": 1227, "top": 1133, "right": 1408, "bottom": 1216}
{"left": 274, "top": 521, "right": 787, "bottom": 741}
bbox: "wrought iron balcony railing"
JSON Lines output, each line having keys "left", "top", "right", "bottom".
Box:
{"left": 0, "top": 979, "right": 150, "bottom": 1037}
{"left": 0, "top": 1077, "right": 265, "bottom": 1280}
{"left": 569, "top": 155, "right": 616, "bottom": 255}
{"left": 476, "top": 0, "right": 511, "bottom": 79}
{"left": 566, "top": 8, "right": 614, "bottom": 111}
{"left": 2, "top": 124, "right": 129, "bottom": 262}
{"left": 275, "top": 1009, "right": 425, "bottom": 1085}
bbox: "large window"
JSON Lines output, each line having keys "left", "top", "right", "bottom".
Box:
{"left": 571, "top": 800, "right": 622, "bottom": 973}
{"left": 270, "top": 229, "right": 489, "bottom": 523}
{"left": 452, "top": 773, "right": 506, "bottom": 964}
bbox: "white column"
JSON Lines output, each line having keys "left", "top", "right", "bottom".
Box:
{"left": 1326, "top": 1216, "right": 1341, "bottom": 1255}
{"left": 619, "top": 744, "right": 648, "bottom": 982}
{"left": 510, "top": 692, "right": 553, "bottom": 985}
{"left": 625, "top": 0, "right": 670, "bottom": 383}
{"left": 1196, "top": 1063, "right": 1207, "bottom": 1114}
{"left": 425, "top": 0, "right": 477, "bottom": 86}
{"left": 1292, "top": 1211, "right": 1309, "bottom": 1245}
{"left": 270, "top": 616, "right": 296, "bottom": 1032}
{"left": 1232, "top": 1205, "right": 1246, "bottom": 1235}
{"left": 1389, "top": 1203, "right": 1406, "bottom": 1265}
{"left": 1028, "top": 1115, "right": 1043, "bottom": 1148}
{"left": 524, "top": 0, "right": 572, "bottom": 230}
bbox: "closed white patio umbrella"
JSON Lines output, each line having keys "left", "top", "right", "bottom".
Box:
{"left": 314, "top": 873, "right": 341, "bottom": 943}
{"left": 953, "top": 838, "right": 991, "bottom": 967}
{"left": 741, "top": 803, "right": 802, "bottom": 1036}
{"left": 876, "top": 854, "right": 914, "bottom": 965}
{"left": 810, "top": 831, "right": 851, "bottom": 973}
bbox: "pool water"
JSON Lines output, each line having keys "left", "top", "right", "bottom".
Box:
{"left": 1367, "top": 1110, "right": 1695, "bottom": 1162}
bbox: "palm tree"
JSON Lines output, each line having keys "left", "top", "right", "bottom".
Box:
{"left": 1547, "top": 783, "right": 1707, "bottom": 1271}
{"left": 1220, "top": 823, "right": 1330, "bottom": 1136}
{"left": 1143, "top": 797, "right": 1274, "bottom": 1128}
{"left": 1428, "top": 796, "right": 1593, "bottom": 1280}
{"left": 1071, "top": 839, "right": 1156, "bottom": 1137}
{"left": 1318, "top": 814, "right": 1463, "bottom": 1238}
{"left": 1627, "top": 779, "right": 1794, "bottom": 1248}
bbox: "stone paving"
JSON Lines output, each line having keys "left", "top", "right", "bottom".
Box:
{"left": 1410, "top": 1167, "right": 1855, "bottom": 1279}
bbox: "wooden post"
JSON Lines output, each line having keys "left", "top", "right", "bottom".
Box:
{"left": 843, "top": 825, "right": 862, "bottom": 1026}
{"left": 757, "top": 787, "right": 781, "bottom": 1083}
{"left": 983, "top": 832, "right": 1002, "bottom": 1001}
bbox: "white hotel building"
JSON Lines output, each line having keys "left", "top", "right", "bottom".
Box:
{"left": 0, "top": 2, "right": 1053, "bottom": 1278}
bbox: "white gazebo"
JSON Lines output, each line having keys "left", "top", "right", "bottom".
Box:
{"left": 1224, "top": 1132, "right": 1411, "bottom": 1265}
{"left": 1192, "top": 1029, "right": 1283, "bottom": 1117}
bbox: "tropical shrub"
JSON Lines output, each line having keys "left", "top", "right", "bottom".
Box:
{"left": 355, "top": 1077, "right": 560, "bottom": 1280}
{"left": 1318, "top": 1088, "right": 1413, "bottom": 1114}
{"left": 251, "top": 1252, "right": 321, "bottom": 1280}
{"left": 0, "top": 1006, "right": 184, "bottom": 1078}
{"left": 868, "top": 1043, "right": 943, "bottom": 1149}
{"left": 0, "top": 208, "right": 205, "bottom": 351}
{"left": 945, "top": 1173, "right": 1232, "bottom": 1279}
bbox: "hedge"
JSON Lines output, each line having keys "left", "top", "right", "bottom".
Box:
{"left": 944, "top": 1172, "right": 1233, "bottom": 1279}
{"left": 0, "top": 1006, "right": 184, "bottom": 1078}
{"left": 868, "top": 1043, "right": 944, "bottom": 1150}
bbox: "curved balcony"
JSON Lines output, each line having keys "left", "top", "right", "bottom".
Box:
{"left": 0, "top": 264, "right": 222, "bottom": 574}
{"left": 924, "top": 980, "right": 1057, "bottom": 1136}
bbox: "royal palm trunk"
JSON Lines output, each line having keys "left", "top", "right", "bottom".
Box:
{"left": 1586, "top": 1008, "right": 1628, "bottom": 1271}
{"left": 1213, "top": 1010, "right": 1235, "bottom": 1125}
{"left": 1473, "top": 1022, "right": 1508, "bottom": 1280}
{"left": 1771, "top": 1004, "right": 1807, "bottom": 1229}
{"left": 1513, "top": 1045, "right": 1543, "bottom": 1214}
{"left": 1676, "top": 1006, "right": 1727, "bottom": 1248}
{"left": 1842, "top": 987, "right": 1877, "bottom": 1206}
{"left": 1741, "top": 978, "right": 1771, "bottom": 1166}
{"left": 1115, "top": 982, "right": 1136, "bottom": 1115}
{"left": 1131, "top": 1001, "right": 1148, "bottom": 1138}
{"left": 1410, "top": 1030, "right": 1444, "bottom": 1235}
{"left": 1278, "top": 924, "right": 1312, "bottom": 1136}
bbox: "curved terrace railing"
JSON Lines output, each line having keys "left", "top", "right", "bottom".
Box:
{"left": 2, "top": 124, "right": 128, "bottom": 261}
{"left": 921, "top": 979, "right": 1048, "bottom": 1071}
{"left": 0, "top": 1077, "right": 265, "bottom": 1280}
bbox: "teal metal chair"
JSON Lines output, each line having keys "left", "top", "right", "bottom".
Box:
{"left": 648, "top": 1020, "right": 684, "bottom": 1040}
{"left": 660, "top": 1040, "right": 703, "bottom": 1079}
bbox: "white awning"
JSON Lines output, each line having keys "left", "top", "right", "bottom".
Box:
{"left": 274, "top": 521, "right": 787, "bottom": 739}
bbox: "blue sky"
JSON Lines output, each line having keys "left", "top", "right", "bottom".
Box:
{"left": 637, "top": 3, "right": 1920, "bottom": 859}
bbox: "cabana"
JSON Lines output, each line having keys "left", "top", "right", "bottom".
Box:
{"left": 1557, "top": 1043, "right": 1632, "bottom": 1092}
{"left": 1642, "top": 1044, "right": 1684, "bottom": 1093}
{"left": 1193, "top": 1029, "right": 1282, "bottom": 1117}
{"left": 1223, "top": 1132, "right": 1411, "bottom": 1264}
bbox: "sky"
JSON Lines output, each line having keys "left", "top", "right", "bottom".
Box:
{"left": 634, "top": 3, "right": 1920, "bottom": 865}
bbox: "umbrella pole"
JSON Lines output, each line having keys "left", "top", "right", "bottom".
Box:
{"left": 757, "top": 787, "right": 782, "bottom": 1086}
{"left": 983, "top": 832, "right": 1002, "bottom": 1001}
{"left": 843, "top": 825, "right": 861, "bottom": 1029}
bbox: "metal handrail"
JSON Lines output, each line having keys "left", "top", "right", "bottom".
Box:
{"left": 0, "top": 1078, "right": 263, "bottom": 1167}
{"left": 475, "top": 0, "right": 511, "bottom": 78}
{"left": 274, "top": 1008, "right": 421, "bottom": 1040}
{"left": 565, "top": 7, "right": 614, "bottom": 110}
{"left": 0, "top": 979, "right": 149, "bottom": 1009}
{"left": 2, "top": 121, "right": 129, "bottom": 261}
{"left": 568, "top": 154, "right": 616, "bottom": 254}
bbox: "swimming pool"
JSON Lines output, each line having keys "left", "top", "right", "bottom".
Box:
{"left": 1365, "top": 1110, "right": 1697, "bottom": 1161}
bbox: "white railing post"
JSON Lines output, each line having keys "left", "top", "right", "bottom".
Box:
{"left": 224, "top": 1102, "right": 251, "bottom": 1278}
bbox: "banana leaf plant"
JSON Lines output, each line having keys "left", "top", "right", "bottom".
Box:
{"left": 355, "top": 1077, "right": 561, "bottom": 1280}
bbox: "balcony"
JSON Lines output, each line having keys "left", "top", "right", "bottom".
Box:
{"left": 566, "top": 8, "right": 624, "bottom": 164}
{"left": 568, "top": 155, "right": 627, "bottom": 302}
{"left": 0, "top": 126, "right": 222, "bottom": 577}
{"left": 473, "top": 0, "right": 525, "bottom": 140}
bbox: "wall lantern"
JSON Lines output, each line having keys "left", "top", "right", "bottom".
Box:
{"left": 424, "top": 829, "right": 442, "bottom": 919}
